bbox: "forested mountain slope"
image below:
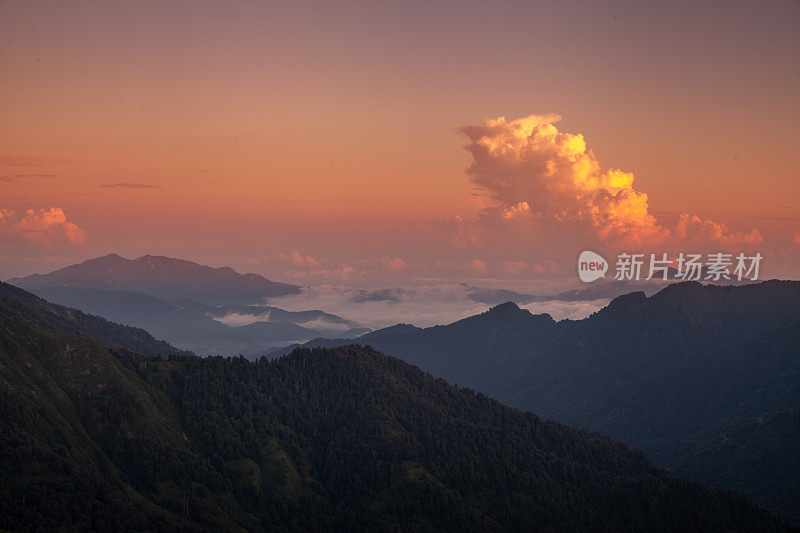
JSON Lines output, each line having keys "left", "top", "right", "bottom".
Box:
{"left": 558, "top": 321, "right": 800, "bottom": 520}
{"left": 0, "top": 281, "right": 182, "bottom": 357}
{"left": 274, "top": 280, "right": 800, "bottom": 520}
{"left": 23, "top": 285, "right": 368, "bottom": 356}
{"left": 0, "top": 311, "right": 787, "bottom": 530}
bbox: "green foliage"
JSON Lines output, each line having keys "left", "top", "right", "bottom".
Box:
{"left": 285, "top": 281, "right": 800, "bottom": 522}
{"left": 0, "top": 311, "right": 789, "bottom": 531}
{"left": 0, "top": 281, "right": 185, "bottom": 357}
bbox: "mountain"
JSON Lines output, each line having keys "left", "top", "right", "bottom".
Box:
{"left": 559, "top": 321, "right": 800, "bottom": 519}
{"left": 9, "top": 253, "right": 300, "bottom": 305}
{"left": 21, "top": 286, "right": 369, "bottom": 356}
{"left": 0, "top": 281, "right": 182, "bottom": 357}
{"left": 274, "top": 280, "right": 800, "bottom": 521}
{"left": 462, "top": 284, "right": 540, "bottom": 305}
{"left": 0, "top": 311, "right": 787, "bottom": 530}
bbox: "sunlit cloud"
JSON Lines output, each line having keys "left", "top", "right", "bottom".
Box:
{"left": 674, "top": 213, "right": 763, "bottom": 246}
{"left": 451, "top": 114, "right": 761, "bottom": 255}
{"left": 501, "top": 201, "right": 531, "bottom": 220}
{"left": 277, "top": 251, "right": 361, "bottom": 281}
{"left": 468, "top": 259, "right": 487, "bottom": 275}
{"left": 0, "top": 207, "right": 86, "bottom": 247}
{"left": 287, "top": 250, "right": 320, "bottom": 268}
{"left": 381, "top": 257, "right": 408, "bottom": 272}
{"left": 503, "top": 260, "right": 528, "bottom": 276}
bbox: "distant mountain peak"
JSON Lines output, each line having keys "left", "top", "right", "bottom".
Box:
{"left": 487, "top": 301, "right": 524, "bottom": 313}
{"left": 475, "top": 301, "right": 555, "bottom": 324}
{"left": 606, "top": 290, "right": 647, "bottom": 310}
{"left": 380, "top": 323, "right": 421, "bottom": 333}
{"left": 9, "top": 253, "right": 301, "bottom": 305}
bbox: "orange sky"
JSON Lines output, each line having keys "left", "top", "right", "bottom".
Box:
{"left": 1, "top": 1, "right": 798, "bottom": 284}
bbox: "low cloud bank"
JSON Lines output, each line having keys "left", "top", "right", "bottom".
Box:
{"left": 267, "top": 283, "right": 608, "bottom": 329}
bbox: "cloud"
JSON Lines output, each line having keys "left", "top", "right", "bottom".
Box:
{"left": 520, "top": 298, "right": 610, "bottom": 321}
{"left": 277, "top": 250, "right": 360, "bottom": 280}
{"left": 469, "top": 259, "right": 487, "bottom": 275}
{"left": 674, "top": 213, "right": 763, "bottom": 246}
{"left": 0, "top": 207, "right": 86, "bottom": 246}
{"left": 267, "top": 285, "right": 487, "bottom": 329}
{"left": 443, "top": 215, "right": 484, "bottom": 248}
{"left": 280, "top": 256, "right": 361, "bottom": 280}
{"left": 267, "top": 283, "right": 606, "bottom": 330}
{"left": 266, "top": 284, "right": 491, "bottom": 328}
{"left": 100, "top": 182, "right": 163, "bottom": 189}
{"left": 503, "top": 260, "right": 528, "bottom": 276}
{"left": 453, "top": 114, "right": 761, "bottom": 252}
{"left": 287, "top": 250, "right": 319, "bottom": 268}
{"left": 214, "top": 311, "right": 272, "bottom": 327}
{"left": 0, "top": 173, "right": 58, "bottom": 183}
{"left": 501, "top": 201, "right": 531, "bottom": 220}
{"left": 295, "top": 316, "right": 357, "bottom": 332}
{"left": 381, "top": 257, "right": 408, "bottom": 272}
{"left": 210, "top": 309, "right": 359, "bottom": 334}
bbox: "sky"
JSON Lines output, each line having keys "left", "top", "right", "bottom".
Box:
{"left": 1, "top": 0, "right": 798, "bottom": 289}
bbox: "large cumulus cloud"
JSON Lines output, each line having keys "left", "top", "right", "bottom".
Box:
{"left": 452, "top": 114, "right": 761, "bottom": 252}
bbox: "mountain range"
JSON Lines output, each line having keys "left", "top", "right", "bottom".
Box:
{"left": 26, "top": 285, "right": 369, "bottom": 356}
{"left": 9, "top": 253, "right": 300, "bottom": 305}
{"left": 4, "top": 257, "right": 799, "bottom": 526}
{"left": 0, "top": 281, "right": 183, "bottom": 357}
{"left": 0, "top": 283, "right": 788, "bottom": 530}
{"left": 275, "top": 280, "right": 800, "bottom": 521}
{"left": 7, "top": 254, "right": 373, "bottom": 355}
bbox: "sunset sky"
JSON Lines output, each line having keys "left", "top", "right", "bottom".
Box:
{"left": 1, "top": 0, "right": 798, "bottom": 287}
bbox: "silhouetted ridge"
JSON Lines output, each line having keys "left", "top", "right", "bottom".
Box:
{"left": 485, "top": 301, "right": 525, "bottom": 314}
{"left": 605, "top": 290, "right": 647, "bottom": 311}
{"left": 471, "top": 301, "right": 555, "bottom": 326}
{"left": 377, "top": 322, "right": 421, "bottom": 333}
{"left": 0, "top": 319, "right": 786, "bottom": 530}
{"left": 275, "top": 280, "right": 800, "bottom": 521}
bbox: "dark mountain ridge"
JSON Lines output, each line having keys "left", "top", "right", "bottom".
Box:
{"left": 273, "top": 280, "right": 800, "bottom": 521}
{"left": 0, "top": 307, "right": 788, "bottom": 530}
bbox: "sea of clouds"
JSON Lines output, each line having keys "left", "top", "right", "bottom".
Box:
{"left": 265, "top": 283, "right": 609, "bottom": 330}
